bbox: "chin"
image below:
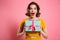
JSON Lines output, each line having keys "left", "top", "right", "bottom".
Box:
{"left": 31, "top": 16, "right": 34, "bottom": 18}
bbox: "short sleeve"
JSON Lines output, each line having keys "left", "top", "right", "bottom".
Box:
{"left": 19, "top": 19, "right": 25, "bottom": 28}
{"left": 40, "top": 18, "right": 46, "bottom": 30}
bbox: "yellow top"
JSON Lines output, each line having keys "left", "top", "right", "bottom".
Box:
{"left": 19, "top": 18, "right": 46, "bottom": 40}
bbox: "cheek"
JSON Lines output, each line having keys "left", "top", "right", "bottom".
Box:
{"left": 29, "top": 10, "right": 32, "bottom": 13}
{"left": 34, "top": 10, "right": 37, "bottom": 13}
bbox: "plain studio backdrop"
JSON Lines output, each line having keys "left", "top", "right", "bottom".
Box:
{"left": 0, "top": 0, "right": 60, "bottom": 40}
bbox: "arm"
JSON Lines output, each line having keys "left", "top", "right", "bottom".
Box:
{"left": 40, "top": 18, "right": 48, "bottom": 38}
{"left": 40, "top": 27, "right": 48, "bottom": 38}
{"left": 17, "top": 26, "right": 25, "bottom": 37}
{"left": 17, "top": 19, "right": 26, "bottom": 37}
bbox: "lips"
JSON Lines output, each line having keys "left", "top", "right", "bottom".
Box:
{"left": 31, "top": 13, "right": 35, "bottom": 16}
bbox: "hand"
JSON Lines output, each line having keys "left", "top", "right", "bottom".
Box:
{"left": 40, "top": 27, "right": 48, "bottom": 38}
{"left": 17, "top": 30, "right": 25, "bottom": 37}
{"left": 40, "top": 26, "right": 42, "bottom": 31}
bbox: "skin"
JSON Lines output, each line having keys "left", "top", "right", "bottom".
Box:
{"left": 17, "top": 4, "right": 48, "bottom": 38}
{"left": 29, "top": 4, "right": 37, "bottom": 18}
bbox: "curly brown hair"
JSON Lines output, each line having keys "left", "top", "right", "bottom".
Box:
{"left": 25, "top": 2, "right": 41, "bottom": 17}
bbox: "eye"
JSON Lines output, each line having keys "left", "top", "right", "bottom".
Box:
{"left": 30, "top": 8, "right": 32, "bottom": 10}
{"left": 34, "top": 8, "right": 37, "bottom": 10}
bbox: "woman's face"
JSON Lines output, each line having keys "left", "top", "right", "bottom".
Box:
{"left": 29, "top": 4, "right": 37, "bottom": 18}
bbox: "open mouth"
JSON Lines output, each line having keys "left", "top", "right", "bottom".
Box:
{"left": 31, "top": 13, "right": 35, "bottom": 16}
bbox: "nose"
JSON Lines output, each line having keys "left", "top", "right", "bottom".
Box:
{"left": 32, "top": 10, "right": 33, "bottom": 12}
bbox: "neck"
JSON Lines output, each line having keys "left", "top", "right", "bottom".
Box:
{"left": 29, "top": 16, "right": 38, "bottom": 20}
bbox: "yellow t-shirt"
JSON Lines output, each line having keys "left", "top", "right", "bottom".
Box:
{"left": 19, "top": 18, "right": 46, "bottom": 40}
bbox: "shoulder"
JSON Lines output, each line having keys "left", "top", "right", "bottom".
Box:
{"left": 21, "top": 18, "right": 28, "bottom": 22}
{"left": 39, "top": 18, "right": 46, "bottom": 29}
{"left": 39, "top": 18, "right": 46, "bottom": 26}
{"left": 39, "top": 18, "right": 45, "bottom": 22}
{"left": 23, "top": 18, "right": 27, "bottom": 20}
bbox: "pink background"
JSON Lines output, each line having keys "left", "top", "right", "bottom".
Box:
{"left": 0, "top": 0, "right": 60, "bottom": 40}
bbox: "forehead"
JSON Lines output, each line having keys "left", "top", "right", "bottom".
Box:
{"left": 30, "top": 4, "right": 37, "bottom": 8}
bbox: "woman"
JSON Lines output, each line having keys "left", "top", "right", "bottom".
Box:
{"left": 17, "top": 2, "right": 48, "bottom": 40}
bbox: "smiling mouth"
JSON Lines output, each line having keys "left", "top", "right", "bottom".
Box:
{"left": 31, "top": 13, "right": 35, "bottom": 16}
